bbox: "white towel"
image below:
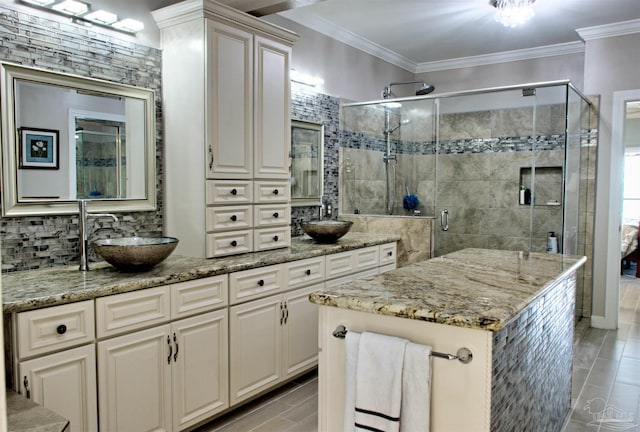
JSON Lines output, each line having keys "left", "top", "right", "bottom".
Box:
{"left": 354, "top": 332, "right": 408, "bottom": 432}
{"left": 400, "top": 342, "right": 432, "bottom": 432}
{"left": 344, "top": 331, "right": 360, "bottom": 432}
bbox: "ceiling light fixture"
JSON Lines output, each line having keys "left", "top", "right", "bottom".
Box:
{"left": 490, "top": 0, "right": 535, "bottom": 28}
{"left": 17, "top": 0, "right": 144, "bottom": 34}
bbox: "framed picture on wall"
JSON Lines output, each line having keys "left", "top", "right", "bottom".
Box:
{"left": 18, "top": 127, "right": 59, "bottom": 169}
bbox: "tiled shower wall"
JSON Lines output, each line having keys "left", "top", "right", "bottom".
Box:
{"left": 0, "top": 6, "right": 163, "bottom": 272}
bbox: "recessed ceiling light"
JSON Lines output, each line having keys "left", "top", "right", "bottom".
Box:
{"left": 112, "top": 18, "right": 144, "bottom": 33}
{"left": 84, "top": 10, "right": 117, "bottom": 25}
{"left": 20, "top": 0, "right": 55, "bottom": 6}
{"left": 51, "top": 0, "right": 89, "bottom": 16}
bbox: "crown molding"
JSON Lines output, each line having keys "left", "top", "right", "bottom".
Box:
{"left": 415, "top": 41, "right": 585, "bottom": 73}
{"left": 576, "top": 18, "right": 640, "bottom": 41}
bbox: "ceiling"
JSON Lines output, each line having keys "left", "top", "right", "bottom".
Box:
{"left": 9, "top": 0, "right": 640, "bottom": 71}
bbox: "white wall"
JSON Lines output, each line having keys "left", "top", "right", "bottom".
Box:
{"left": 264, "top": 15, "right": 414, "bottom": 102}
{"left": 584, "top": 33, "right": 640, "bottom": 327}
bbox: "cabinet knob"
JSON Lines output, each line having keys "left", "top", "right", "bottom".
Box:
{"left": 273, "top": 212, "right": 279, "bottom": 218}
{"left": 56, "top": 324, "right": 67, "bottom": 335}
{"left": 305, "top": 269, "right": 311, "bottom": 276}
{"left": 230, "top": 215, "right": 237, "bottom": 222}
{"left": 258, "top": 279, "right": 265, "bottom": 287}
{"left": 230, "top": 240, "right": 237, "bottom": 247}
{"left": 230, "top": 188, "right": 238, "bottom": 195}
{"left": 273, "top": 235, "right": 279, "bottom": 242}
{"left": 388, "top": 251, "right": 393, "bottom": 257}
{"left": 272, "top": 189, "right": 279, "bottom": 195}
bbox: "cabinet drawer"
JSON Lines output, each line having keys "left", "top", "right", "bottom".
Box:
{"left": 254, "top": 204, "right": 290, "bottom": 228}
{"left": 324, "top": 268, "right": 379, "bottom": 289}
{"left": 206, "top": 230, "right": 253, "bottom": 257}
{"left": 229, "top": 264, "right": 283, "bottom": 304}
{"left": 284, "top": 256, "right": 325, "bottom": 290}
{"left": 325, "top": 250, "right": 356, "bottom": 280}
{"left": 379, "top": 263, "right": 397, "bottom": 274}
{"left": 206, "top": 205, "right": 253, "bottom": 232}
{"left": 355, "top": 246, "right": 379, "bottom": 271}
{"left": 96, "top": 286, "right": 170, "bottom": 339}
{"left": 206, "top": 180, "right": 253, "bottom": 204}
{"left": 379, "top": 243, "right": 397, "bottom": 266}
{"left": 254, "top": 227, "right": 290, "bottom": 252}
{"left": 254, "top": 181, "right": 290, "bottom": 203}
{"left": 17, "top": 300, "right": 95, "bottom": 359}
{"left": 171, "top": 275, "right": 229, "bottom": 320}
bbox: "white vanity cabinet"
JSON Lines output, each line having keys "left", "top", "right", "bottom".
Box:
{"left": 96, "top": 276, "right": 229, "bottom": 432}
{"left": 16, "top": 300, "right": 97, "bottom": 432}
{"left": 153, "top": 0, "right": 298, "bottom": 258}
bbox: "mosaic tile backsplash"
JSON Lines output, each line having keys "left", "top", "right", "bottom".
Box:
{"left": 0, "top": 6, "right": 163, "bottom": 272}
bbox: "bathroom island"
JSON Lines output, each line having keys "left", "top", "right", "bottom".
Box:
{"left": 310, "top": 248, "right": 586, "bottom": 432}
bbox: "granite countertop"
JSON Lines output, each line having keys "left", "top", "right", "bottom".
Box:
{"left": 309, "top": 248, "right": 587, "bottom": 332}
{"left": 6, "top": 390, "right": 69, "bottom": 432}
{"left": 2, "top": 233, "right": 399, "bottom": 313}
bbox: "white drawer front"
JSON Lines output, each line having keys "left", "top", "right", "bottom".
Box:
{"left": 206, "top": 180, "right": 253, "bottom": 205}
{"left": 253, "top": 181, "right": 290, "bottom": 203}
{"left": 17, "top": 300, "right": 95, "bottom": 359}
{"left": 254, "top": 227, "right": 290, "bottom": 252}
{"left": 324, "top": 268, "right": 379, "bottom": 289}
{"left": 171, "top": 275, "right": 229, "bottom": 320}
{"left": 96, "top": 286, "right": 170, "bottom": 339}
{"left": 325, "top": 250, "right": 356, "bottom": 280}
{"left": 254, "top": 204, "right": 290, "bottom": 227}
{"left": 206, "top": 205, "right": 253, "bottom": 232}
{"left": 285, "top": 256, "right": 326, "bottom": 290}
{"left": 229, "top": 264, "right": 283, "bottom": 304}
{"left": 379, "top": 243, "right": 397, "bottom": 266}
{"left": 378, "top": 263, "right": 397, "bottom": 274}
{"left": 206, "top": 230, "right": 253, "bottom": 257}
{"left": 355, "top": 246, "right": 379, "bottom": 271}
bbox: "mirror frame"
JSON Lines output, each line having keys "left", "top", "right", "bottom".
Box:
{"left": 291, "top": 119, "right": 324, "bottom": 207}
{"left": 0, "top": 62, "right": 156, "bottom": 216}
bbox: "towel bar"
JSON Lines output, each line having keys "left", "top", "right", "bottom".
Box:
{"left": 331, "top": 324, "right": 473, "bottom": 364}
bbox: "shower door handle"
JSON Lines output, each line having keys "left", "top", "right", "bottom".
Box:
{"left": 440, "top": 209, "right": 449, "bottom": 231}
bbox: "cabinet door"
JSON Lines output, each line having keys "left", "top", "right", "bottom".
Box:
{"left": 171, "top": 310, "right": 229, "bottom": 431}
{"left": 98, "top": 324, "right": 172, "bottom": 432}
{"left": 254, "top": 35, "right": 291, "bottom": 179}
{"left": 206, "top": 20, "right": 253, "bottom": 179}
{"left": 19, "top": 344, "right": 97, "bottom": 432}
{"left": 282, "top": 285, "right": 320, "bottom": 379}
{"left": 229, "top": 296, "right": 282, "bottom": 404}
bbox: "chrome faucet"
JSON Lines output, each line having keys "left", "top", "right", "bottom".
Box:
{"left": 78, "top": 200, "right": 118, "bottom": 271}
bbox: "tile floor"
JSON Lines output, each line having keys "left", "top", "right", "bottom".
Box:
{"left": 197, "top": 272, "right": 640, "bottom": 432}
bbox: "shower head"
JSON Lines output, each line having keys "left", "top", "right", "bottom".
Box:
{"left": 382, "top": 80, "right": 435, "bottom": 98}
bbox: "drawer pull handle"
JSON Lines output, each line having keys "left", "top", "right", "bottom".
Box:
{"left": 284, "top": 302, "right": 289, "bottom": 324}
{"left": 167, "top": 336, "right": 172, "bottom": 365}
{"left": 23, "top": 376, "right": 30, "bottom": 399}
{"left": 56, "top": 324, "right": 67, "bottom": 335}
{"left": 230, "top": 240, "right": 237, "bottom": 247}
{"left": 230, "top": 188, "right": 238, "bottom": 196}
{"left": 272, "top": 189, "right": 279, "bottom": 195}
{"left": 273, "top": 235, "right": 279, "bottom": 242}
{"left": 173, "top": 333, "right": 179, "bottom": 362}
{"left": 305, "top": 269, "right": 311, "bottom": 276}
{"left": 257, "top": 279, "right": 265, "bottom": 287}
{"left": 208, "top": 145, "right": 214, "bottom": 170}
{"left": 273, "top": 212, "right": 279, "bottom": 218}
{"left": 230, "top": 215, "right": 237, "bottom": 222}
{"left": 388, "top": 251, "right": 393, "bottom": 257}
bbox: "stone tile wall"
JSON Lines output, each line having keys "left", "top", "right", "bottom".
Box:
{"left": 0, "top": 6, "right": 163, "bottom": 272}
{"left": 490, "top": 272, "right": 576, "bottom": 431}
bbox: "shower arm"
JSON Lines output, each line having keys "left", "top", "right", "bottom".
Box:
{"left": 382, "top": 80, "right": 432, "bottom": 99}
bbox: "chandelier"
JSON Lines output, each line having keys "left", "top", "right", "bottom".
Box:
{"left": 490, "top": 0, "right": 536, "bottom": 28}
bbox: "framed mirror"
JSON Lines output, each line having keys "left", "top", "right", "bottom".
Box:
{"left": 0, "top": 62, "right": 156, "bottom": 216}
{"left": 291, "top": 120, "right": 323, "bottom": 206}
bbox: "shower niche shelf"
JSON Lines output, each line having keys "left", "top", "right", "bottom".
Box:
{"left": 519, "top": 166, "right": 563, "bottom": 207}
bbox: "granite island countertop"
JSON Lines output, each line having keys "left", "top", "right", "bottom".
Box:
{"left": 2, "top": 233, "right": 399, "bottom": 313}
{"left": 309, "top": 248, "right": 586, "bottom": 331}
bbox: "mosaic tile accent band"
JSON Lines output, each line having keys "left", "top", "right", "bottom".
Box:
{"left": 0, "top": 5, "right": 163, "bottom": 272}
{"left": 490, "top": 273, "right": 576, "bottom": 431}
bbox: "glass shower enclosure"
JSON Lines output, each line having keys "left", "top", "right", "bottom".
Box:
{"left": 340, "top": 81, "right": 594, "bottom": 317}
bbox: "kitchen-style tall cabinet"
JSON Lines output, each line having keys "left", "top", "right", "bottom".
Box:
{"left": 153, "top": 0, "right": 299, "bottom": 258}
